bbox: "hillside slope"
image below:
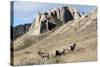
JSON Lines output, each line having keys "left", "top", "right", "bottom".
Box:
{"left": 12, "top": 9, "right": 97, "bottom": 66}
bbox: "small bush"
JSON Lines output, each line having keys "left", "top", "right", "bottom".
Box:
{"left": 36, "top": 56, "right": 61, "bottom": 64}
{"left": 14, "top": 36, "right": 34, "bottom": 51}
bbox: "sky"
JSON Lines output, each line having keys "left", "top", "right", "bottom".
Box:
{"left": 11, "top": 1, "right": 96, "bottom": 27}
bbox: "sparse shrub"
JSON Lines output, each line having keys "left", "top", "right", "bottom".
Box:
{"left": 24, "top": 51, "right": 31, "bottom": 54}
{"left": 37, "top": 56, "right": 61, "bottom": 64}
{"left": 22, "top": 36, "right": 34, "bottom": 49}
{"left": 14, "top": 36, "right": 34, "bottom": 51}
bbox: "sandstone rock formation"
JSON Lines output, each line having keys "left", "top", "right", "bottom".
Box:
{"left": 29, "top": 6, "right": 81, "bottom": 35}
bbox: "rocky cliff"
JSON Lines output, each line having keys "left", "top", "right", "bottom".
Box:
{"left": 12, "top": 23, "right": 31, "bottom": 40}
{"left": 29, "top": 6, "right": 81, "bottom": 35}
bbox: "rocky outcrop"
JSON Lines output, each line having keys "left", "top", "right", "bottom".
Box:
{"left": 12, "top": 23, "right": 31, "bottom": 40}
{"left": 29, "top": 6, "right": 81, "bottom": 35}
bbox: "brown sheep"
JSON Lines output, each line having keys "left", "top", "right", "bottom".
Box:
{"left": 56, "top": 48, "right": 65, "bottom": 56}
{"left": 38, "top": 51, "right": 49, "bottom": 59}
{"left": 69, "top": 43, "right": 76, "bottom": 52}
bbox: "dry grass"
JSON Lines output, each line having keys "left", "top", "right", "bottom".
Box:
{"left": 13, "top": 36, "right": 34, "bottom": 51}
{"left": 12, "top": 10, "right": 97, "bottom": 66}
{"left": 13, "top": 53, "right": 62, "bottom": 66}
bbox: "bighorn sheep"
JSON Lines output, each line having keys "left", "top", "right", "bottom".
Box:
{"left": 68, "top": 43, "right": 76, "bottom": 52}
{"left": 56, "top": 48, "right": 65, "bottom": 56}
{"left": 38, "top": 51, "right": 49, "bottom": 59}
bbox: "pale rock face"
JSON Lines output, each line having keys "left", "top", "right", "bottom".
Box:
{"left": 30, "top": 6, "right": 81, "bottom": 35}
{"left": 69, "top": 8, "right": 81, "bottom": 19}
{"left": 73, "top": 9, "right": 81, "bottom": 19}
{"left": 39, "top": 12, "right": 49, "bottom": 33}
{"left": 30, "top": 13, "right": 41, "bottom": 35}
{"left": 55, "top": 8, "right": 61, "bottom": 20}
{"left": 60, "top": 7, "right": 74, "bottom": 23}
{"left": 49, "top": 7, "right": 80, "bottom": 23}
